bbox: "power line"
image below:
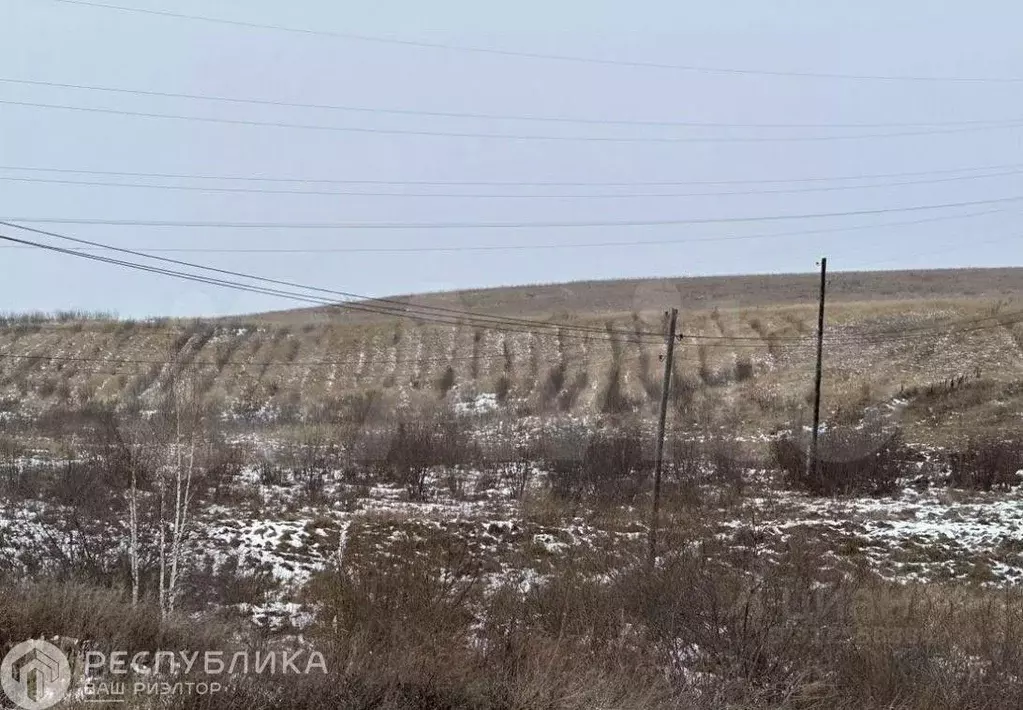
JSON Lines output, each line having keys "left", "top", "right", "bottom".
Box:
{"left": 0, "top": 224, "right": 873, "bottom": 348}
{"left": 0, "top": 350, "right": 526, "bottom": 369}
{"left": 8, "top": 196, "right": 1023, "bottom": 229}
{"left": 848, "top": 306, "right": 1023, "bottom": 340}
{"left": 6, "top": 75, "right": 1023, "bottom": 130}
{"left": 0, "top": 221, "right": 669, "bottom": 340}
{"left": 6, "top": 99, "right": 1023, "bottom": 143}
{"left": 5, "top": 304, "right": 1020, "bottom": 385}
{"left": 0, "top": 231, "right": 400, "bottom": 318}
{"left": 10, "top": 293, "right": 1012, "bottom": 347}
{"left": 15, "top": 215, "right": 1014, "bottom": 345}
{"left": 5, "top": 167, "right": 1023, "bottom": 199}
{"left": 2, "top": 224, "right": 1017, "bottom": 349}
{"left": 4, "top": 161, "right": 1021, "bottom": 188}
{"left": 0, "top": 343, "right": 780, "bottom": 377}
{"left": 0, "top": 230, "right": 503, "bottom": 331}
{"left": 0, "top": 227, "right": 672, "bottom": 345}
{"left": 0, "top": 317, "right": 904, "bottom": 347}
{"left": 836, "top": 307, "right": 1023, "bottom": 344}
{"left": 5, "top": 306, "right": 1022, "bottom": 373}
{"left": 49, "top": 0, "right": 1023, "bottom": 84}
{"left": 2, "top": 291, "right": 1019, "bottom": 353}
{"left": 852, "top": 233, "right": 1023, "bottom": 269}
{"left": 0, "top": 208, "right": 1002, "bottom": 254}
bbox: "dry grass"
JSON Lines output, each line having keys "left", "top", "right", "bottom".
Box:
{"left": 0, "top": 580, "right": 233, "bottom": 656}
{"left": 3, "top": 388, "right": 1023, "bottom": 706}
{"left": 5, "top": 531, "right": 1022, "bottom": 709}
{"left": 250, "top": 267, "right": 1023, "bottom": 324}
{"left": 2, "top": 269, "right": 1023, "bottom": 445}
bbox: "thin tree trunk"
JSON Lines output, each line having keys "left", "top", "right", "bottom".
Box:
{"left": 158, "top": 473, "right": 167, "bottom": 615}
{"left": 167, "top": 375, "right": 198, "bottom": 614}
{"left": 168, "top": 433, "right": 195, "bottom": 613}
{"left": 128, "top": 461, "right": 139, "bottom": 606}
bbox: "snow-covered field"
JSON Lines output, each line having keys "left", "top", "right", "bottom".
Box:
{"left": 5, "top": 446, "right": 1022, "bottom": 634}
{"left": 732, "top": 485, "right": 1023, "bottom": 586}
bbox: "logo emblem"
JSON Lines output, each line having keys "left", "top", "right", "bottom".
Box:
{"left": 2, "top": 640, "right": 72, "bottom": 710}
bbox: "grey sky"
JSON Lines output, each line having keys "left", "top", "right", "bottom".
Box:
{"left": 2, "top": 0, "right": 1022, "bottom": 317}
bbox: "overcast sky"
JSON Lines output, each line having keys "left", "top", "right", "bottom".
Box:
{"left": 2, "top": 0, "right": 1023, "bottom": 317}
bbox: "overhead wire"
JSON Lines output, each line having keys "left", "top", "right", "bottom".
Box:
{"left": 0, "top": 225, "right": 826, "bottom": 351}
{"left": 2, "top": 222, "right": 1019, "bottom": 350}
{"left": 0, "top": 221, "right": 673, "bottom": 340}
{"left": 5, "top": 161, "right": 1023, "bottom": 187}
{"left": 0, "top": 346, "right": 700, "bottom": 379}
{"left": 5, "top": 76, "right": 1023, "bottom": 129}
{"left": 849, "top": 232, "right": 1022, "bottom": 269}
{"left": 6, "top": 216, "right": 1023, "bottom": 346}
{"left": 2, "top": 3, "right": 1016, "bottom": 370}
{"left": 4, "top": 166, "right": 1023, "bottom": 200}
{"left": 48, "top": 0, "right": 1023, "bottom": 84}
{"left": 0, "top": 350, "right": 536, "bottom": 369}
{"left": 0, "top": 226, "right": 676, "bottom": 344}
{"left": 7, "top": 98, "right": 1023, "bottom": 143}
{"left": 0, "top": 208, "right": 1002, "bottom": 254}
{"left": 7, "top": 194, "right": 1023, "bottom": 229}
{"left": 6, "top": 305, "right": 1023, "bottom": 380}
{"left": 8, "top": 220, "right": 1016, "bottom": 346}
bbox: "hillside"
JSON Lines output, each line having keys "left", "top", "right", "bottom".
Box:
{"left": 251, "top": 268, "right": 1023, "bottom": 325}
{"left": 3, "top": 267, "right": 1023, "bottom": 443}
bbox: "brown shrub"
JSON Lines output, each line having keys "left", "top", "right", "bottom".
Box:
{"left": 436, "top": 366, "right": 456, "bottom": 397}
{"left": 544, "top": 426, "right": 648, "bottom": 504}
{"left": 0, "top": 580, "right": 229, "bottom": 656}
{"left": 948, "top": 437, "right": 1023, "bottom": 491}
{"left": 381, "top": 413, "right": 475, "bottom": 500}
{"left": 734, "top": 356, "right": 754, "bottom": 382}
{"left": 773, "top": 424, "right": 909, "bottom": 496}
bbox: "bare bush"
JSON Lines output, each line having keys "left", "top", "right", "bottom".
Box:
{"left": 669, "top": 436, "right": 702, "bottom": 483}
{"left": 258, "top": 456, "right": 287, "bottom": 487}
{"left": 308, "top": 539, "right": 481, "bottom": 659}
{"left": 285, "top": 434, "right": 341, "bottom": 502}
{"left": 495, "top": 374, "right": 511, "bottom": 403}
{"left": 543, "top": 362, "right": 567, "bottom": 406}
{"left": 773, "top": 424, "right": 909, "bottom": 496}
{"left": 182, "top": 555, "right": 279, "bottom": 610}
{"left": 541, "top": 428, "right": 588, "bottom": 501}
{"left": 0, "top": 579, "right": 229, "bottom": 657}
{"left": 544, "top": 426, "right": 648, "bottom": 504}
{"left": 202, "top": 441, "right": 247, "bottom": 502}
{"left": 948, "top": 438, "right": 1023, "bottom": 491}
{"left": 585, "top": 427, "right": 648, "bottom": 503}
{"left": 734, "top": 355, "right": 754, "bottom": 382}
{"left": 436, "top": 366, "right": 456, "bottom": 397}
{"left": 4, "top": 536, "right": 1023, "bottom": 709}
{"left": 599, "top": 362, "right": 631, "bottom": 414}
{"left": 314, "top": 390, "right": 384, "bottom": 428}
{"left": 509, "top": 440, "right": 542, "bottom": 499}
{"left": 0, "top": 435, "right": 27, "bottom": 497}
{"left": 381, "top": 412, "right": 474, "bottom": 500}
{"left": 707, "top": 438, "right": 745, "bottom": 500}
{"left": 627, "top": 544, "right": 854, "bottom": 696}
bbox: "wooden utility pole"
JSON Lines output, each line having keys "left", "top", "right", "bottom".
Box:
{"left": 809, "top": 258, "right": 827, "bottom": 486}
{"left": 648, "top": 307, "right": 678, "bottom": 567}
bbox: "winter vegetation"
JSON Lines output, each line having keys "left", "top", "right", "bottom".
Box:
{"left": 3, "top": 270, "right": 1023, "bottom": 708}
